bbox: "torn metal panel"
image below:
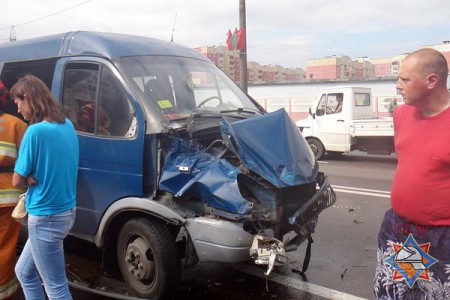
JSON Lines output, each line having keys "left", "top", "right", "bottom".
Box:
{"left": 221, "top": 109, "right": 318, "bottom": 187}
{"left": 159, "top": 139, "right": 252, "bottom": 216}
{"left": 159, "top": 109, "right": 325, "bottom": 219}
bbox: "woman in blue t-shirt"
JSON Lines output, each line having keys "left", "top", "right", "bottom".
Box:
{"left": 11, "top": 75, "right": 79, "bottom": 300}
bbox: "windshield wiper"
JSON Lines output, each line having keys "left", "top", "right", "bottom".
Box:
{"left": 191, "top": 110, "right": 222, "bottom": 118}
{"left": 220, "top": 107, "right": 261, "bottom": 114}
{"left": 189, "top": 110, "right": 248, "bottom": 120}
{"left": 169, "top": 107, "right": 262, "bottom": 122}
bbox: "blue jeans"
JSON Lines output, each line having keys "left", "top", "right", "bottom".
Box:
{"left": 15, "top": 208, "right": 75, "bottom": 300}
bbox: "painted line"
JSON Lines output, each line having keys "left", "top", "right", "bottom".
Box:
{"left": 332, "top": 185, "right": 391, "bottom": 198}
{"left": 332, "top": 185, "right": 390, "bottom": 194}
{"left": 234, "top": 263, "right": 367, "bottom": 300}
{"left": 333, "top": 188, "right": 390, "bottom": 198}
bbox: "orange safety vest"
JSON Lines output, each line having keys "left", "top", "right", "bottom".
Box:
{"left": 0, "top": 113, "right": 26, "bottom": 299}
{"left": 0, "top": 113, "right": 27, "bottom": 207}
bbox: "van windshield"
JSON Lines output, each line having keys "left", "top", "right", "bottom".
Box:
{"left": 117, "top": 56, "right": 262, "bottom": 120}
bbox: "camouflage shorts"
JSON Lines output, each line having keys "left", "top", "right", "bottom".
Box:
{"left": 374, "top": 209, "right": 450, "bottom": 299}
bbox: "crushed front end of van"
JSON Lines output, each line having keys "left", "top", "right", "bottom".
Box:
{"left": 158, "top": 108, "right": 335, "bottom": 274}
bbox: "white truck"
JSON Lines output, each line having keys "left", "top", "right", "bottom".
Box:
{"left": 296, "top": 86, "right": 395, "bottom": 160}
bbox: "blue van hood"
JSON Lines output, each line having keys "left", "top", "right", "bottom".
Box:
{"left": 159, "top": 109, "right": 318, "bottom": 215}
{"left": 221, "top": 108, "right": 318, "bottom": 187}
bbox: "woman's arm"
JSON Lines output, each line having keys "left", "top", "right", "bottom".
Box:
{"left": 12, "top": 172, "right": 37, "bottom": 187}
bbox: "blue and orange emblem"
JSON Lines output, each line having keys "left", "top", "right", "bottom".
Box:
{"left": 385, "top": 234, "right": 438, "bottom": 288}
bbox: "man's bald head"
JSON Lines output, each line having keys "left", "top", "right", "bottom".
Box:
{"left": 405, "top": 48, "right": 448, "bottom": 83}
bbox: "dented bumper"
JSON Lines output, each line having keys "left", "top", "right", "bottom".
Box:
{"left": 288, "top": 172, "right": 336, "bottom": 228}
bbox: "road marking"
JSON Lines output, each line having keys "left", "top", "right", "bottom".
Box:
{"left": 234, "top": 263, "right": 367, "bottom": 300}
{"left": 332, "top": 185, "right": 390, "bottom": 198}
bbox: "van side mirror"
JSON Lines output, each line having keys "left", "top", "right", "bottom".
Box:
{"left": 309, "top": 107, "right": 316, "bottom": 119}
{"left": 316, "top": 108, "right": 325, "bottom": 117}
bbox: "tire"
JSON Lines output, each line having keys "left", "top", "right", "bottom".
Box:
{"left": 307, "top": 138, "right": 325, "bottom": 160}
{"left": 117, "top": 218, "right": 181, "bottom": 299}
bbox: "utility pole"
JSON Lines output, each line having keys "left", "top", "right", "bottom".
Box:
{"left": 239, "top": 0, "right": 248, "bottom": 93}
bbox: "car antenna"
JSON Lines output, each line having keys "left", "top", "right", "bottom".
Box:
{"left": 170, "top": 12, "right": 177, "bottom": 42}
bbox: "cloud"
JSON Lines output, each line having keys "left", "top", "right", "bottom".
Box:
{"left": 1, "top": 0, "right": 450, "bottom": 68}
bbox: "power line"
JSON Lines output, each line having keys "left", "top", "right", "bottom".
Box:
{"left": 0, "top": 0, "right": 91, "bottom": 31}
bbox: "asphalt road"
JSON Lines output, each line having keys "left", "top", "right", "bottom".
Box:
{"left": 286, "top": 151, "right": 397, "bottom": 299}
{"left": 16, "top": 151, "right": 397, "bottom": 300}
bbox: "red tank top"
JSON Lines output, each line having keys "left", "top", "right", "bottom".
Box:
{"left": 391, "top": 104, "right": 450, "bottom": 225}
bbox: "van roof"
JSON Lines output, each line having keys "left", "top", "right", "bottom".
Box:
{"left": 0, "top": 31, "right": 209, "bottom": 63}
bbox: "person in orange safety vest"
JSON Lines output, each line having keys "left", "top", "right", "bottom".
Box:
{"left": 0, "top": 80, "right": 27, "bottom": 300}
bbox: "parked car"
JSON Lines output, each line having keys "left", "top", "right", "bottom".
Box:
{"left": 2, "top": 31, "right": 336, "bottom": 299}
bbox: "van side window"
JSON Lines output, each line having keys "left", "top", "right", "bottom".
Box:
{"left": 62, "top": 64, "right": 135, "bottom": 137}
{"left": 98, "top": 68, "right": 135, "bottom": 137}
{"left": 2, "top": 59, "right": 56, "bottom": 90}
{"left": 1, "top": 59, "right": 57, "bottom": 119}
{"left": 354, "top": 93, "right": 370, "bottom": 106}
{"left": 62, "top": 66, "right": 98, "bottom": 134}
{"left": 317, "top": 93, "right": 344, "bottom": 116}
{"left": 327, "top": 93, "right": 343, "bottom": 114}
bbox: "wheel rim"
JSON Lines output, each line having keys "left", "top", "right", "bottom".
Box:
{"left": 125, "top": 237, "right": 155, "bottom": 281}
{"left": 309, "top": 143, "right": 318, "bottom": 156}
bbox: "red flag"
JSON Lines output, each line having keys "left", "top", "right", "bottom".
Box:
{"left": 226, "top": 29, "right": 233, "bottom": 51}
{"left": 236, "top": 29, "right": 245, "bottom": 50}
{"left": 231, "top": 28, "right": 238, "bottom": 50}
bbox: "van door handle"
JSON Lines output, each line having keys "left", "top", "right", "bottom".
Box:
{"left": 337, "top": 119, "right": 344, "bottom": 122}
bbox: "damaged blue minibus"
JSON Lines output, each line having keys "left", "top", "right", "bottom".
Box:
{"left": 0, "top": 31, "right": 335, "bottom": 299}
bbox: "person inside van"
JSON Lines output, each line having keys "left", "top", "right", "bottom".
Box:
{"left": 172, "top": 72, "right": 196, "bottom": 112}
{"left": 334, "top": 93, "right": 343, "bottom": 113}
{"left": 77, "top": 103, "right": 111, "bottom": 135}
{"left": 146, "top": 72, "right": 197, "bottom": 115}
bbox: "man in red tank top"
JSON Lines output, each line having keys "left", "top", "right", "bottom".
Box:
{"left": 374, "top": 48, "right": 450, "bottom": 298}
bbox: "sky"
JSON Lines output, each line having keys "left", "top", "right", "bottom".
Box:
{"left": 1, "top": 0, "right": 450, "bottom": 68}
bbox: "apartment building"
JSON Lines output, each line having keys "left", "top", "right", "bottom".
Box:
{"left": 306, "top": 42, "right": 450, "bottom": 81}
{"left": 306, "top": 55, "right": 375, "bottom": 80}
{"left": 195, "top": 46, "right": 305, "bottom": 84}
{"left": 194, "top": 45, "right": 241, "bottom": 82}
{"left": 197, "top": 41, "right": 450, "bottom": 84}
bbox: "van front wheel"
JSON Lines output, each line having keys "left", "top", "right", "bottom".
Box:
{"left": 117, "top": 218, "right": 180, "bottom": 299}
{"left": 307, "top": 138, "right": 325, "bottom": 160}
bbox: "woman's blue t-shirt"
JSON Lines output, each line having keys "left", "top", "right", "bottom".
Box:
{"left": 14, "top": 119, "right": 79, "bottom": 216}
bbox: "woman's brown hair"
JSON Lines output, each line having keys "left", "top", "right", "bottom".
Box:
{"left": 10, "top": 75, "right": 66, "bottom": 124}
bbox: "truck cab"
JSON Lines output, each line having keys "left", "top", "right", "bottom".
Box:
{"left": 2, "top": 31, "right": 335, "bottom": 299}
{"left": 297, "top": 86, "right": 394, "bottom": 160}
